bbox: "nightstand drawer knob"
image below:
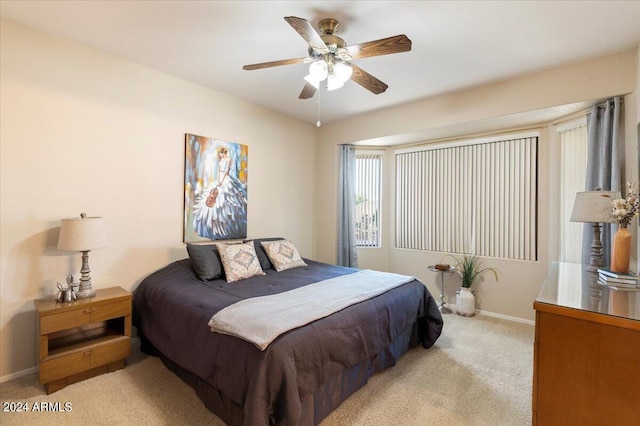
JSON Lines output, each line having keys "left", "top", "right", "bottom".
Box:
{"left": 83, "top": 307, "right": 96, "bottom": 314}
{"left": 83, "top": 349, "right": 94, "bottom": 357}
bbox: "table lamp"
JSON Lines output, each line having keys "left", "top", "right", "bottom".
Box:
{"left": 58, "top": 213, "right": 107, "bottom": 298}
{"left": 570, "top": 190, "right": 619, "bottom": 272}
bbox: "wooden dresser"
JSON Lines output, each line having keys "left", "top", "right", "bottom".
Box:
{"left": 35, "top": 286, "right": 132, "bottom": 394}
{"left": 533, "top": 263, "right": 640, "bottom": 425}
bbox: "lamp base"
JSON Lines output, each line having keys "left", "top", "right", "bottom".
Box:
{"left": 585, "top": 264, "right": 600, "bottom": 273}
{"left": 585, "top": 222, "right": 605, "bottom": 273}
{"left": 75, "top": 250, "right": 96, "bottom": 298}
{"left": 75, "top": 288, "right": 96, "bottom": 299}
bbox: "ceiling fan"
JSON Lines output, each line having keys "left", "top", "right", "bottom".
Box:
{"left": 243, "top": 16, "right": 412, "bottom": 99}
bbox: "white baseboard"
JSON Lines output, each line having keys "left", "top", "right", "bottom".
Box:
{"left": 449, "top": 304, "right": 535, "bottom": 325}
{"left": 0, "top": 366, "right": 37, "bottom": 384}
{"left": 0, "top": 337, "right": 142, "bottom": 384}
{"left": 475, "top": 309, "right": 535, "bottom": 325}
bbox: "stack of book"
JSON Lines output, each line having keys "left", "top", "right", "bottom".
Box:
{"left": 597, "top": 268, "right": 640, "bottom": 290}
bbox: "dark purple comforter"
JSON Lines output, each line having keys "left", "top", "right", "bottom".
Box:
{"left": 133, "top": 259, "right": 443, "bottom": 425}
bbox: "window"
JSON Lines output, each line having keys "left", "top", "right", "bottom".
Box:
{"left": 557, "top": 118, "right": 587, "bottom": 263}
{"left": 355, "top": 152, "right": 382, "bottom": 247}
{"left": 395, "top": 133, "right": 538, "bottom": 261}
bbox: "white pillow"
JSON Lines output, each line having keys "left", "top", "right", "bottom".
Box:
{"left": 260, "top": 240, "right": 308, "bottom": 272}
{"left": 217, "top": 241, "right": 265, "bottom": 283}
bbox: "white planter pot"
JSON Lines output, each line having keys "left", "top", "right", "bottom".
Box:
{"left": 456, "top": 287, "right": 475, "bottom": 316}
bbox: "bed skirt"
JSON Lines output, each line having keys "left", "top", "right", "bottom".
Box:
{"left": 140, "top": 319, "right": 421, "bottom": 425}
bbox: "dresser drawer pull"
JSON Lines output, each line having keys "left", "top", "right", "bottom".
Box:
{"left": 83, "top": 307, "right": 96, "bottom": 314}
{"left": 83, "top": 349, "right": 94, "bottom": 357}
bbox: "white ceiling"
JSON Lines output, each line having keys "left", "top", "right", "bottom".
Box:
{"left": 2, "top": 1, "right": 640, "bottom": 128}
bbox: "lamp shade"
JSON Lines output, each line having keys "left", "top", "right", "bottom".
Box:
{"left": 570, "top": 191, "right": 620, "bottom": 224}
{"left": 58, "top": 215, "right": 107, "bottom": 251}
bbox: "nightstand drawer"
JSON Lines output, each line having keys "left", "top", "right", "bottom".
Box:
{"left": 89, "top": 335, "right": 131, "bottom": 366}
{"left": 40, "top": 336, "right": 131, "bottom": 384}
{"left": 40, "top": 300, "right": 131, "bottom": 335}
{"left": 40, "top": 309, "right": 90, "bottom": 335}
{"left": 91, "top": 300, "right": 131, "bottom": 322}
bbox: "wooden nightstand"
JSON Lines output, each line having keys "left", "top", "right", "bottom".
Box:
{"left": 34, "top": 286, "right": 132, "bottom": 394}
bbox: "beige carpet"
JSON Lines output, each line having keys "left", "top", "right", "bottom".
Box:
{"left": 1, "top": 313, "right": 534, "bottom": 425}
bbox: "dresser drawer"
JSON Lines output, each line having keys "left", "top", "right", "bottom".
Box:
{"left": 40, "top": 336, "right": 131, "bottom": 384}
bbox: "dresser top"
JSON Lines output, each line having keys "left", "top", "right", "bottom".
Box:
{"left": 536, "top": 262, "right": 640, "bottom": 322}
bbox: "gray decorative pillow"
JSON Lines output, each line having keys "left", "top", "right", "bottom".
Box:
{"left": 261, "top": 240, "right": 308, "bottom": 272}
{"left": 243, "top": 237, "right": 284, "bottom": 270}
{"left": 217, "top": 240, "right": 266, "bottom": 283}
{"left": 186, "top": 243, "right": 223, "bottom": 281}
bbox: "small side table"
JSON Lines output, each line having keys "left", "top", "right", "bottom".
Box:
{"left": 428, "top": 265, "right": 455, "bottom": 314}
{"left": 34, "top": 286, "right": 132, "bottom": 394}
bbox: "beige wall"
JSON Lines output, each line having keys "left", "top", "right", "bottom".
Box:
{"left": 0, "top": 19, "right": 316, "bottom": 379}
{"left": 315, "top": 49, "right": 639, "bottom": 322}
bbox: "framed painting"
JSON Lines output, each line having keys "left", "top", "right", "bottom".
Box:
{"left": 184, "top": 133, "right": 248, "bottom": 242}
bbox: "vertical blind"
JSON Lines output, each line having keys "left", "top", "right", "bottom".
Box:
{"left": 558, "top": 120, "right": 587, "bottom": 263}
{"left": 355, "top": 153, "right": 382, "bottom": 247}
{"left": 396, "top": 135, "right": 538, "bottom": 260}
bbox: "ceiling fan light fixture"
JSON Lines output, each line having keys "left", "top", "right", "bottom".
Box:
{"left": 309, "top": 60, "right": 328, "bottom": 81}
{"left": 326, "top": 74, "right": 345, "bottom": 91}
{"left": 304, "top": 74, "right": 321, "bottom": 89}
{"left": 334, "top": 61, "right": 353, "bottom": 83}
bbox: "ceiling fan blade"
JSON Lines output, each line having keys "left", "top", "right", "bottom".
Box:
{"left": 350, "top": 64, "right": 388, "bottom": 94}
{"left": 284, "top": 16, "right": 329, "bottom": 54}
{"left": 346, "top": 34, "right": 412, "bottom": 60}
{"left": 299, "top": 82, "right": 317, "bottom": 99}
{"left": 243, "top": 57, "right": 307, "bottom": 71}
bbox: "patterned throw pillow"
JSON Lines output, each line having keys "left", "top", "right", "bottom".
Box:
{"left": 261, "top": 240, "right": 308, "bottom": 272}
{"left": 243, "top": 237, "right": 284, "bottom": 270}
{"left": 217, "top": 241, "right": 265, "bottom": 283}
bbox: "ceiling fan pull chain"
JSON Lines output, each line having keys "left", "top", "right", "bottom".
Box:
{"left": 316, "top": 87, "right": 321, "bottom": 127}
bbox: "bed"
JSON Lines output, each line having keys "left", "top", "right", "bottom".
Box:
{"left": 132, "top": 239, "right": 443, "bottom": 426}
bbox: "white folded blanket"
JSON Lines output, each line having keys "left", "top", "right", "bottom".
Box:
{"left": 208, "top": 269, "right": 414, "bottom": 350}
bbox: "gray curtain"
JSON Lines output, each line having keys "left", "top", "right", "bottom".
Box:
{"left": 337, "top": 144, "right": 358, "bottom": 267}
{"left": 582, "top": 96, "right": 622, "bottom": 267}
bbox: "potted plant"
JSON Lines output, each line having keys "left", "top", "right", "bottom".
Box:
{"left": 446, "top": 254, "right": 498, "bottom": 316}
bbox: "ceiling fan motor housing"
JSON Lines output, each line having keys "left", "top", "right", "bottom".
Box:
{"left": 318, "top": 18, "right": 340, "bottom": 35}
{"left": 318, "top": 19, "right": 346, "bottom": 52}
